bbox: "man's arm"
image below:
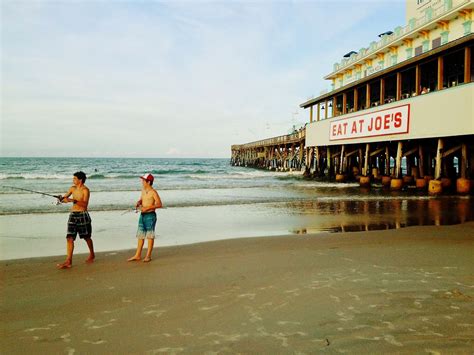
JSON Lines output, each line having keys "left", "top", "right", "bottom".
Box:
{"left": 62, "top": 187, "right": 89, "bottom": 209}
{"left": 135, "top": 199, "right": 143, "bottom": 208}
{"left": 59, "top": 187, "right": 74, "bottom": 203}
{"left": 153, "top": 191, "right": 163, "bottom": 209}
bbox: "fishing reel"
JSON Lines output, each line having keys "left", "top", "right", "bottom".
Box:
{"left": 54, "top": 195, "right": 64, "bottom": 205}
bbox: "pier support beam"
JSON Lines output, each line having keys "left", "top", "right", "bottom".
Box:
{"left": 391, "top": 141, "right": 403, "bottom": 190}
{"left": 429, "top": 138, "right": 444, "bottom": 195}
{"left": 336, "top": 145, "right": 346, "bottom": 182}
{"left": 360, "top": 144, "right": 371, "bottom": 187}
{"left": 457, "top": 143, "right": 470, "bottom": 194}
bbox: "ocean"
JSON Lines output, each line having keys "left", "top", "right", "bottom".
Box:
{"left": 0, "top": 157, "right": 472, "bottom": 260}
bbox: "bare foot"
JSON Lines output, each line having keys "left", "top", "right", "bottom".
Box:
{"left": 127, "top": 256, "right": 141, "bottom": 262}
{"left": 143, "top": 257, "right": 152, "bottom": 263}
{"left": 57, "top": 261, "right": 72, "bottom": 269}
{"left": 85, "top": 255, "right": 95, "bottom": 264}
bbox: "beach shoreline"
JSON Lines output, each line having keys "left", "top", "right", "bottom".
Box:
{"left": 1, "top": 222, "right": 474, "bottom": 353}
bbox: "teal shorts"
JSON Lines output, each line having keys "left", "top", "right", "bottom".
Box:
{"left": 137, "top": 212, "right": 157, "bottom": 239}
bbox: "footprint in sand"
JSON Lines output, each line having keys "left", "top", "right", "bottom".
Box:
{"left": 348, "top": 293, "right": 361, "bottom": 301}
{"left": 84, "top": 318, "right": 95, "bottom": 327}
{"left": 424, "top": 349, "right": 442, "bottom": 355}
{"left": 146, "top": 347, "right": 184, "bottom": 354}
{"left": 83, "top": 339, "right": 107, "bottom": 345}
{"left": 356, "top": 336, "right": 381, "bottom": 341}
{"left": 246, "top": 307, "right": 262, "bottom": 323}
{"left": 177, "top": 328, "right": 193, "bottom": 336}
{"left": 330, "top": 295, "right": 341, "bottom": 303}
{"left": 382, "top": 321, "right": 395, "bottom": 330}
{"left": 277, "top": 321, "right": 301, "bottom": 326}
{"left": 143, "top": 309, "right": 166, "bottom": 318}
{"left": 238, "top": 293, "right": 256, "bottom": 300}
{"left": 284, "top": 289, "right": 300, "bottom": 296}
{"left": 24, "top": 327, "right": 51, "bottom": 332}
{"left": 84, "top": 318, "right": 116, "bottom": 329}
{"left": 383, "top": 334, "right": 403, "bottom": 346}
{"left": 199, "top": 305, "right": 219, "bottom": 311}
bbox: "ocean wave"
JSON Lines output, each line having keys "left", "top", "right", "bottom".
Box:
{"left": 0, "top": 198, "right": 295, "bottom": 216}
{"left": 0, "top": 167, "right": 285, "bottom": 181}
{"left": 0, "top": 194, "right": 461, "bottom": 216}
{"left": 0, "top": 173, "right": 71, "bottom": 180}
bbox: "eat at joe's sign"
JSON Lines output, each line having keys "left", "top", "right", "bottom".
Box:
{"left": 329, "top": 104, "right": 410, "bottom": 141}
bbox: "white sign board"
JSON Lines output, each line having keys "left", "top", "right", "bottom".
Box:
{"left": 329, "top": 104, "right": 410, "bottom": 141}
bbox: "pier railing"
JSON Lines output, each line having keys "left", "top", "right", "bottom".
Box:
{"left": 232, "top": 129, "right": 306, "bottom": 150}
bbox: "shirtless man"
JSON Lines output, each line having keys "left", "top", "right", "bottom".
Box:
{"left": 128, "top": 173, "right": 162, "bottom": 262}
{"left": 57, "top": 171, "right": 95, "bottom": 269}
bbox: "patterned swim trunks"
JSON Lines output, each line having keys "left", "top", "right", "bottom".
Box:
{"left": 137, "top": 212, "right": 157, "bottom": 239}
{"left": 67, "top": 211, "right": 92, "bottom": 240}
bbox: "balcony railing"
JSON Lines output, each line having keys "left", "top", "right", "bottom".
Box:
{"left": 330, "top": 0, "right": 470, "bottom": 76}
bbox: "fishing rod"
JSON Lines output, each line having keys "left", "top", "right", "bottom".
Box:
{"left": 5, "top": 186, "right": 63, "bottom": 200}
{"left": 121, "top": 206, "right": 167, "bottom": 215}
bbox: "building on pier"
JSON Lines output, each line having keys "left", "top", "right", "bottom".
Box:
{"left": 299, "top": 0, "right": 474, "bottom": 193}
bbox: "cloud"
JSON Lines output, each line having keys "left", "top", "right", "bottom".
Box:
{"left": 1, "top": 0, "right": 405, "bottom": 157}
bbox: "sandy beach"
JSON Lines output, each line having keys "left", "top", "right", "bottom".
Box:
{"left": 1, "top": 223, "right": 474, "bottom": 354}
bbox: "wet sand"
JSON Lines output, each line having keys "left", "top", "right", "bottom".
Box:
{"left": 1, "top": 223, "right": 474, "bottom": 353}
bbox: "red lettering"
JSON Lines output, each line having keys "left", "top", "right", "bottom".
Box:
{"left": 368, "top": 117, "right": 374, "bottom": 132}
{"left": 351, "top": 121, "right": 358, "bottom": 134}
{"left": 375, "top": 116, "right": 382, "bottom": 131}
{"left": 394, "top": 112, "right": 402, "bottom": 128}
{"left": 337, "top": 124, "right": 343, "bottom": 136}
{"left": 384, "top": 114, "right": 390, "bottom": 129}
{"left": 359, "top": 119, "right": 364, "bottom": 132}
{"left": 332, "top": 125, "right": 337, "bottom": 137}
{"left": 343, "top": 122, "right": 348, "bottom": 135}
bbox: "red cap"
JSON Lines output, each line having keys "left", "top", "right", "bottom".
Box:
{"left": 140, "top": 173, "right": 154, "bottom": 183}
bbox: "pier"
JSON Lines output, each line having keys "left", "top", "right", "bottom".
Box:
{"left": 231, "top": 129, "right": 306, "bottom": 171}
{"left": 231, "top": 0, "right": 474, "bottom": 195}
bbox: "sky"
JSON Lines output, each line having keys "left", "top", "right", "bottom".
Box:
{"left": 1, "top": 0, "right": 405, "bottom": 158}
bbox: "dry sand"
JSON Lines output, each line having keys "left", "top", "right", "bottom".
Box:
{"left": 1, "top": 223, "right": 474, "bottom": 354}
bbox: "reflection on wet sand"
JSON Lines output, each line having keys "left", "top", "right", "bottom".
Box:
{"left": 288, "top": 197, "right": 473, "bottom": 235}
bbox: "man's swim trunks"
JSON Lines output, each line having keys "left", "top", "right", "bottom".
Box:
{"left": 137, "top": 211, "right": 157, "bottom": 239}
{"left": 67, "top": 211, "right": 92, "bottom": 240}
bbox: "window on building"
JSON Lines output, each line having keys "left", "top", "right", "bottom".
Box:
{"left": 357, "top": 86, "right": 366, "bottom": 111}
{"left": 470, "top": 45, "right": 474, "bottom": 82}
{"left": 370, "top": 80, "right": 380, "bottom": 107}
{"left": 328, "top": 98, "right": 334, "bottom": 118}
{"left": 443, "top": 49, "right": 465, "bottom": 88}
{"left": 420, "top": 59, "right": 438, "bottom": 93}
{"left": 415, "top": 45, "right": 423, "bottom": 56}
{"left": 401, "top": 67, "right": 416, "bottom": 98}
{"left": 432, "top": 37, "right": 441, "bottom": 49}
{"left": 346, "top": 91, "right": 355, "bottom": 113}
{"left": 318, "top": 102, "right": 325, "bottom": 120}
{"left": 334, "top": 95, "right": 343, "bottom": 116}
{"left": 384, "top": 74, "right": 397, "bottom": 103}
